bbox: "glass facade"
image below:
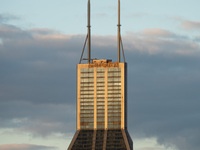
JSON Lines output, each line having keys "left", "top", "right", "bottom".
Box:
{"left": 80, "top": 68, "right": 94, "bottom": 129}
{"left": 97, "top": 68, "right": 105, "bottom": 129}
{"left": 79, "top": 64, "right": 122, "bottom": 129}
{"left": 107, "top": 68, "right": 121, "bottom": 129}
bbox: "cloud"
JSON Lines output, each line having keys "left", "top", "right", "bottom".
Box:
{"left": 138, "top": 28, "right": 186, "bottom": 39}
{"left": 181, "top": 20, "right": 200, "bottom": 31}
{"left": 0, "top": 24, "right": 31, "bottom": 39}
{"left": 125, "top": 31, "right": 198, "bottom": 55}
{"left": 194, "top": 36, "right": 200, "bottom": 42}
{"left": 0, "top": 14, "right": 20, "bottom": 24}
{"left": 0, "top": 22, "right": 200, "bottom": 150}
{"left": 173, "top": 17, "right": 200, "bottom": 31}
{"left": 0, "top": 144, "right": 57, "bottom": 150}
{"left": 0, "top": 101, "right": 76, "bottom": 136}
{"left": 137, "top": 148, "right": 166, "bottom": 150}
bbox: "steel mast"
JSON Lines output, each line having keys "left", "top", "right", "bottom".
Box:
{"left": 118, "top": 0, "right": 121, "bottom": 62}
{"left": 87, "top": 0, "right": 91, "bottom": 64}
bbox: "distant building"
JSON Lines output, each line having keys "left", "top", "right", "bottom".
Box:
{"left": 67, "top": 0, "right": 133, "bottom": 150}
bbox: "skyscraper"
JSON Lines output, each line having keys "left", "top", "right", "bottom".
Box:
{"left": 68, "top": 0, "right": 133, "bottom": 149}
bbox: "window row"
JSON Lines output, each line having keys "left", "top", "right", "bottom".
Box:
{"left": 108, "top": 124, "right": 121, "bottom": 129}
{"left": 80, "top": 91, "right": 94, "bottom": 94}
{"left": 107, "top": 78, "right": 121, "bottom": 82}
{"left": 80, "top": 114, "right": 94, "bottom": 117}
{"left": 108, "top": 117, "right": 121, "bottom": 122}
{"left": 97, "top": 118, "right": 105, "bottom": 122}
{"left": 97, "top": 87, "right": 105, "bottom": 90}
{"left": 97, "top": 102, "right": 105, "bottom": 105}
{"left": 97, "top": 74, "right": 105, "bottom": 77}
{"left": 97, "top": 78, "right": 105, "bottom": 82}
{"left": 107, "top": 87, "right": 121, "bottom": 90}
{"left": 108, "top": 109, "right": 121, "bottom": 113}
{"left": 97, "top": 125, "right": 105, "bottom": 129}
{"left": 108, "top": 74, "right": 121, "bottom": 77}
{"left": 81, "top": 110, "right": 94, "bottom": 113}
{"left": 108, "top": 105, "right": 121, "bottom": 109}
{"left": 81, "top": 74, "right": 94, "bottom": 77}
{"left": 80, "top": 118, "right": 94, "bottom": 122}
{"left": 107, "top": 82, "right": 121, "bottom": 86}
{"left": 81, "top": 79, "right": 94, "bottom": 82}
{"left": 97, "top": 106, "right": 105, "bottom": 109}
{"left": 108, "top": 68, "right": 121, "bottom": 71}
{"left": 108, "top": 101, "right": 121, "bottom": 105}
{"left": 80, "top": 105, "right": 94, "bottom": 109}
{"left": 97, "top": 113, "right": 105, "bottom": 117}
{"left": 108, "top": 113, "right": 121, "bottom": 116}
{"left": 80, "top": 98, "right": 94, "bottom": 100}
{"left": 80, "top": 95, "right": 94, "bottom": 98}
{"left": 81, "top": 68, "right": 94, "bottom": 72}
{"left": 81, "top": 86, "right": 94, "bottom": 89}
{"left": 80, "top": 123, "right": 94, "bottom": 129}
{"left": 80, "top": 102, "right": 94, "bottom": 106}
{"left": 107, "top": 92, "right": 121, "bottom": 95}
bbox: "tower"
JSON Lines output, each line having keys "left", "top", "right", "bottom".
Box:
{"left": 67, "top": 0, "right": 133, "bottom": 149}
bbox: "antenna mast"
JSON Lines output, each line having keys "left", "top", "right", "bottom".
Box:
{"left": 87, "top": 0, "right": 91, "bottom": 64}
{"left": 79, "top": 0, "right": 125, "bottom": 64}
{"left": 118, "top": 0, "right": 121, "bottom": 62}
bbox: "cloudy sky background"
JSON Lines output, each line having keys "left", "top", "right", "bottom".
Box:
{"left": 0, "top": 0, "right": 200, "bottom": 150}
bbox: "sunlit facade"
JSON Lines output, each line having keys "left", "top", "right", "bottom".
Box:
{"left": 77, "top": 60, "right": 126, "bottom": 130}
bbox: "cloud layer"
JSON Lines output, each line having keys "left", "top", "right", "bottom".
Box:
{"left": 0, "top": 16, "right": 200, "bottom": 150}
{"left": 0, "top": 144, "right": 56, "bottom": 150}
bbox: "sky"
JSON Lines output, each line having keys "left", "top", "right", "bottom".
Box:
{"left": 0, "top": 0, "right": 200, "bottom": 150}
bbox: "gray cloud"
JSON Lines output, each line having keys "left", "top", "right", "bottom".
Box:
{"left": 136, "top": 28, "right": 187, "bottom": 39}
{"left": 194, "top": 36, "right": 200, "bottom": 42}
{"left": 0, "top": 14, "right": 20, "bottom": 24}
{"left": 173, "top": 17, "right": 200, "bottom": 31}
{"left": 181, "top": 20, "right": 200, "bottom": 31}
{"left": 0, "top": 24, "right": 31, "bottom": 39}
{"left": 0, "top": 22, "right": 200, "bottom": 150}
{"left": 0, "top": 101, "right": 75, "bottom": 136}
{"left": 0, "top": 144, "right": 57, "bottom": 150}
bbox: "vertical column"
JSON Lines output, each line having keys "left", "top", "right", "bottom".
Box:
{"left": 77, "top": 65, "right": 81, "bottom": 130}
{"left": 105, "top": 67, "right": 108, "bottom": 129}
{"left": 92, "top": 130, "right": 97, "bottom": 150}
{"left": 94, "top": 67, "right": 97, "bottom": 129}
{"left": 103, "top": 130, "right": 107, "bottom": 150}
{"left": 121, "top": 63, "right": 125, "bottom": 129}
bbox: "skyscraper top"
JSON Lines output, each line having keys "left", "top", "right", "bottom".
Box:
{"left": 68, "top": 1, "right": 132, "bottom": 149}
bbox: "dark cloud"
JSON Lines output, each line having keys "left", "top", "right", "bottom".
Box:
{"left": 0, "top": 14, "right": 20, "bottom": 24}
{"left": 0, "top": 24, "right": 31, "bottom": 39}
{"left": 0, "top": 144, "right": 57, "bottom": 150}
{"left": 0, "top": 23, "right": 200, "bottom": 150}
{"left": 0, "top": 101, "right": 75, "bottom": 136}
